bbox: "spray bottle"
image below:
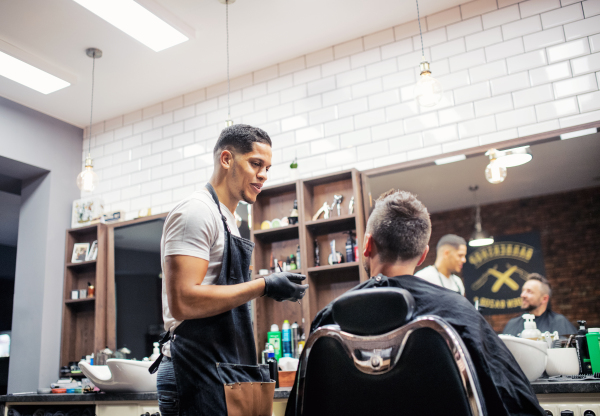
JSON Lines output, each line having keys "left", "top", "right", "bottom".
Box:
{"left": 282, "top": 320, "right": 292, "bottom": 358}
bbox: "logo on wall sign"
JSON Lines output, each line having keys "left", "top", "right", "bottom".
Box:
{"left": 463, "top": 232, "right": 546, "bottom": 315}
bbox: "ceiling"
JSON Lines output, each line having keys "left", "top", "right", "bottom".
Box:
{"left": 0, "top": 0, "right": 469, "bottom": 128}
{"left": 367, "top": 133, "right": 600, "bottom": 214}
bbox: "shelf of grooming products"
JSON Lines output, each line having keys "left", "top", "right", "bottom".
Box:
{"left": 261, "top": 320, "right": 306, "bottom": 388}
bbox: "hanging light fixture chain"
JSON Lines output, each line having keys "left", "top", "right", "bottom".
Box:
{"left": 226, "top": 0, "right": 231, "bottom": 119}
{"left": 415, "top": 0, "right": 425, "bottom": 58}
{"left": 88, "top": 52, "right": 96, "bottom": 155}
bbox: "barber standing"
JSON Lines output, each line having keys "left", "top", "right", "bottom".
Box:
{"left": 415, "top": 234, "right": 467, "bottom": 296}
{"left": 150, "top": 125, "right": 308, "bottom": 416}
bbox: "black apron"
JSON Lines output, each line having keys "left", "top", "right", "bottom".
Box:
{"left": 150, "top": 184, "right": 270, "bottom": 415}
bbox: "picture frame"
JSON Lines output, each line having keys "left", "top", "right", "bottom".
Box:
{"left": 72, "top": 243, "right": 90, "bottom": 263}
{"left": 71, "top": 197, "right": 104, "bottom": 228}
{"left": 85, "top": 240, "right": 98, "bottom": 261}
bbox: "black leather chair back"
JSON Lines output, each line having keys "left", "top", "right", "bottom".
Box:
{"left": 294, "top": 287, "right": 481, "bottom": 416}
{"left": 332, "top": 287, "right": 415, "bottom": 335}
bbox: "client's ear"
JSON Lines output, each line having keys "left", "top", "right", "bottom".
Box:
{"left": 363, "top": 234, "right": 373, "bottom": 258}
{"left": 416, "top": 245, "right": 429, "bottom": 267}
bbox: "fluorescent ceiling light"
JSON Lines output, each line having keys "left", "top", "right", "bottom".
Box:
{"left": 73, "top": 0, "right": 191, "bottom": 52}
{"left": 560, "top": 128, "right": 598, "bottom": 140}
{"left": 0, "top": 41, "right": 72, "bottom": 94}
{"left": 435, "top": 154, "right": 466, "bottom": 165}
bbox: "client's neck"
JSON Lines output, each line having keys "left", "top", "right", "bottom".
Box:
{"left": 370, "top": 260, "right": 417, "bottom": 279}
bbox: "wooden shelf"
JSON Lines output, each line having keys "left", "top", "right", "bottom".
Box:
{"left": 66, "top": 260, "right": 97, "bottom": 270}
{"left": 307, "top": 262, "right": 360, "bottom": 274}
{"left": 252, "top": 224, "right": 299, "bottom": 243}
{"left": 305, "top": 214, "right": 356, "bottom": 235}
{"left": 65, "top": 297, "right": 95, "bottom": 304}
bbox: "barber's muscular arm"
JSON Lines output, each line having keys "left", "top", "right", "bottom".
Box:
{"left": 165, "top": 255, "right": 265, "bottom": 320}
{"left": 165, "top": 255, "right": 308, "bottom": 320}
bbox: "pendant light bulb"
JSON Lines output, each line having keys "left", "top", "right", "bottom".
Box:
{"left": 77, "top": 48, "right": 102, "bottom": 193}
{"left": 485, "top": 149, "right": 507, "bottom": 184}
{"left": 77, "top": 154, "right": 99, "bottom": 192}
{"left": 468, "top": 186, "right": 493, "bottom": 247}
{"left": 414, "top": 59, "right": 443, "bottom": 107}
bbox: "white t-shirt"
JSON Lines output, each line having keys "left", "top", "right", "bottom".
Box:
{"left": 415, "top": 265, "right": 465, "bottom": 295}
{"left": 160, "top": 189, "right": 240, "bottom": 356}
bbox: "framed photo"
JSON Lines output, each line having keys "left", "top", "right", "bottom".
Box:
{"left": 72, "top": 243, "right": 90, "bottom": 263}
{"left": 85, "top": 240, "right": 98, "bottom": 261}
{"left": 72, "top": 197, "right": 104, "bottom": 228}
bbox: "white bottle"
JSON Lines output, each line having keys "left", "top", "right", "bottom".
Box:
{"left": 149, "top": 342, "right": 161, "bottom": 361}
{"left": 521, "top": 314, "right": 542, "bottom": 340}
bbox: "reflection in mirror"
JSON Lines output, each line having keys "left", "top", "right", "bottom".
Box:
{"left": 114, "top": 218, "right": 165, "bottom": 360}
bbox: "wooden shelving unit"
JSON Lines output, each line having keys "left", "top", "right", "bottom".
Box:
{"left": 250, "top": 169, "right": 366, "bottom": 358}
{"left": 60, "top": 224, "right": 107, "bottom": 367}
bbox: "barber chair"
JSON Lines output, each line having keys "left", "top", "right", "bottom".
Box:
{"left": 290, "top": 287, "right": 484, "bottom": 416}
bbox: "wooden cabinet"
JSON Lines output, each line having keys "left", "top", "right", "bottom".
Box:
{"left": 60, "top": 224, "right": 107, "bottom": 367}
{"left": 251, "top": 169, "right": 366, "bottom": 357}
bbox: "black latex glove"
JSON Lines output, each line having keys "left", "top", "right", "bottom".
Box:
{"left": 263, "top": 272, "right": 308, "bottom": 302}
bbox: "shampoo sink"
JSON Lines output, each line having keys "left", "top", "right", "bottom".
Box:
{"left": 79, "top": 359, "right": 157, "bottom": 392}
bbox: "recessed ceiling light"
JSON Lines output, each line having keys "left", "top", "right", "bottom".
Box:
{"left": 73, "top": 0, "right": 192, "bottom": 52}
{"left": 560, "top": 128, "right": 598, "bottom": 140}
{"left": 434, "top": 154, "right": 466, "bottom": 165}
{"left": 0, "top": 40, "right": 73, "bottom": 94}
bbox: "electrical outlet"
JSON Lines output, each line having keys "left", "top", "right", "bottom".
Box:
{"left": 540, "top": 404, "right": 558, "bottom": 416}
{"left": 578, "top": 404, "right": 600, "bottom": 416}
{"left": 558, "top": 404, "right": 580, "bottom": 416}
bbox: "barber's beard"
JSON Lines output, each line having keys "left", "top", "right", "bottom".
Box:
{"left": 231, "top": 163, "right": 253, "bottom": 205}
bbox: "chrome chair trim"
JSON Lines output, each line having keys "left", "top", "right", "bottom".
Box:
{"left": 295, "top": 315, "right": 483, "bottom": 416}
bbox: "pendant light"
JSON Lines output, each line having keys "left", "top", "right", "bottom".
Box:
{"left": 468, "top": 186, "right": 494, "bottom": 247}
{"left": 484, "top": 149, "right": 507, "bottom": 184}
{"left": 77, "top": 48, "right": 102, "bottom": 192}
{"left": 220, "top": 0, "right": 235, "bottom": 127}
{"left": 413, "top": 0, "right": 443, "bottom": 107}
{"left": 493, "top": 146, "right": 533, "bottom": 168}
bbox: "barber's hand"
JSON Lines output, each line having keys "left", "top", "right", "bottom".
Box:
{"left": 263, "top": 272, "right": 308, "bottom": 302}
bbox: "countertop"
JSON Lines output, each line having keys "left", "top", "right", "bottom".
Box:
{"left": 1, "top": 381, "right": 599, "bottom": 403}
{"left": 0, "top": 387, "right": 293, "bottom": 403}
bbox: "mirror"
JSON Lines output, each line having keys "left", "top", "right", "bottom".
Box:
{"left": 114, "top": 218, "right": 165, "bottom": 360}
{"left": 363, "top": 132, "right": 600, "bottom": 333}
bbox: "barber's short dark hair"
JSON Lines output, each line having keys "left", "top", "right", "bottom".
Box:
{"left": 366, "top": 189, "right": 431, "bottom": 262}
{"left": 527, "top": 273, "right": 552, "bottom": 297}
{"left": 436, "top": 234, "right": 467, "bottom": 251}
{"left": 213, "top": 124, "right": 272, "bottom": 157}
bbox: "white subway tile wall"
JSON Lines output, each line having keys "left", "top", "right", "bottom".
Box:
{"left": 82, "top": 0, "right": 600, "bottom": 218}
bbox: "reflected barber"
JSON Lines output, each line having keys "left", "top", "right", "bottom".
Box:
{"left": 150, "top": 125, "right": 308, "bottom": 416}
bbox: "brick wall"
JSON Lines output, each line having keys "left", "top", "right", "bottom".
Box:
{"left": 417, "top": 186, "right": 600, "bottom": 333}
{"left": 81, "top": 0, "right": 600, "bottom": 221}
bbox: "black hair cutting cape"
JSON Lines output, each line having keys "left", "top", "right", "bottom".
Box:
{"left": 285, "top": 274, "right": 545, "bottom": 416}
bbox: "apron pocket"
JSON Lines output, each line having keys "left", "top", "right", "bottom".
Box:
{"left": 217, "top": 363, "right": 275, "bottom": 416}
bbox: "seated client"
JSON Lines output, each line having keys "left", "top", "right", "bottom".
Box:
{"left": 299, "top": 189, "right": 545, "bottom": 416}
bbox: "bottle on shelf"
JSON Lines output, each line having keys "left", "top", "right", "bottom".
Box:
{"left": 289, "top": 199, "right": 299, "bottom": 225}
{"left": 267, "top": 352, "right": 279, "bottom": 387}
{"left": 268, "top": 324, "right": 282, "bottom": 360}
{"left": 296, "top": 245, "right": 301, "bottom": 269}
{"left": 314, "top": 239, "right": 320, "bottom": 267}
{"left": 289, "top": 254, "right": 297, "bottom": 270}
{"left": 345, "top": 232, "right": 355, "bottom": 263}
{"left": 261, "top": 343, "right": 273, "bottom": 365}
{"left": 291, "top": 322, "right": 299, "bottom": 358}
{"left": 282, "top": 320, "right": 292, "bottom": 358}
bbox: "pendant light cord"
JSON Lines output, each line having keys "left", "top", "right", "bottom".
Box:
{"left": 415, "top": 0, "right": 425, "bottom": 58}
{"left": 88, "top": 52, "right": 96, "bottom": 155}
{"left": 226, "top": 0, "right": 231, "bottom": 119}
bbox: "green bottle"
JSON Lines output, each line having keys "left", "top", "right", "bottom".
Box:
{"left": 267, "top": 324, "right": 282, "bottom": 360}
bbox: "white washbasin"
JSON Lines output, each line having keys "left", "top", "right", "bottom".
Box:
{"left": 499, "top": 335, "right": 548, "bottom": 382}
{"left": 79, "top": 359, "right": 157, "bottom": 392}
